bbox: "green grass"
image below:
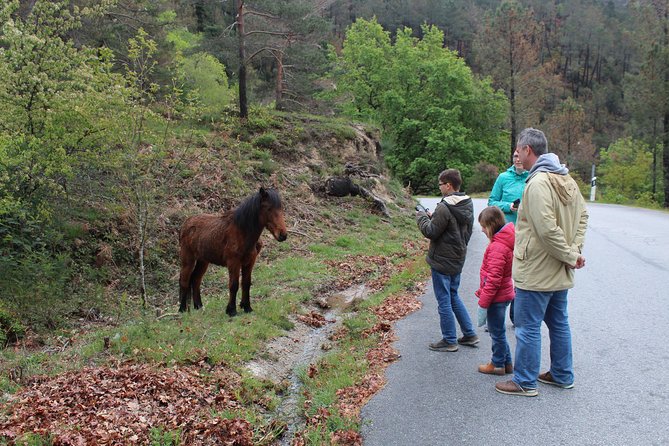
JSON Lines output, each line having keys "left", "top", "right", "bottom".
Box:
{"left": 149, "top": 427, "right": 182, "bottom": 446}
{"left": 2, "top": 433, "right": 54, "bottom": 446}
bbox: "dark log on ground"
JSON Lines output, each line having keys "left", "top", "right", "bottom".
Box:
{"left": 325, "top": 177, "right": 390, "bottom": 218}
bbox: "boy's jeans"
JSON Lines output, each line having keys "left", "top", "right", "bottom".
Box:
{"left": 431, "top": 269, "right": 476, "bottom": 344}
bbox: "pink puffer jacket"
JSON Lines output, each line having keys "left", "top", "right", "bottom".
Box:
{"left": 476, "top": 222, "right": 515, "bottom": 308}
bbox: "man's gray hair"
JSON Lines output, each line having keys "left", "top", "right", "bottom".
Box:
{"left": 517, "top": 128, "right": 547, "bottom": 156}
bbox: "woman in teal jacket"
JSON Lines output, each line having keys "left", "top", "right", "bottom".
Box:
{"left": 487, "top": 153, "right": 528, "bottom": 325}
{"left": 488, "top": 154, "right": 528, "bottom": 225}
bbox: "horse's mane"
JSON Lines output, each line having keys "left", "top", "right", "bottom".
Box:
{"left": 233, "top": 188, "right": 282, "bottom": 241}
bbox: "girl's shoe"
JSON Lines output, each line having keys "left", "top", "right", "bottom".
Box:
{"left": 478, "top": 363, "right": 506, "bottom": 375}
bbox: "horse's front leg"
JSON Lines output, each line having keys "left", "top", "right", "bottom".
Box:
{"left": 240, "top": 250, "right": 259, "bottom": 313}
{"left": 226, "top": 264, "right": 240, "bottom": 317}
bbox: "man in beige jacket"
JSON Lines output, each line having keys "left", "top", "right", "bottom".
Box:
{"left": 495, "top": 128, "right": 588, "bottom": 397}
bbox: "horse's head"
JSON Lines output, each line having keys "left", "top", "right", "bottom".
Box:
{"left": 259, "top": 187, "right": 288, "bottom": 242}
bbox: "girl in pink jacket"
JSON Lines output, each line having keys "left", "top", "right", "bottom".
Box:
{"left": 476, "top": 206, "right": 515, "bottom": 375}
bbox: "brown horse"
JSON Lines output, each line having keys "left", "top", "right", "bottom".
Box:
{"left": 178, "top": 187, "right": 288, "bottom": 316}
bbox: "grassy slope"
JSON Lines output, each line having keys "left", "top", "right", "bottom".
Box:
{"left": 0, "top": 110, "right": 430, "bottom": 445}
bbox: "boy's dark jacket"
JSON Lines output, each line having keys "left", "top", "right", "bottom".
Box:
{"left": 416, "top": 193, "right": 474, "bottom": 275}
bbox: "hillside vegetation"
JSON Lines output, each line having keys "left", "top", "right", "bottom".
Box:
{"left": 0, "top": 107, "right": 432, "bottom": 444}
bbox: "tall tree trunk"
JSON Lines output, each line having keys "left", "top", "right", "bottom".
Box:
{"left": 195, "top": 0, "right": 205, "bottom": 33}
{"left": 510, "top": 77, "right": 517, "bottom": 163}
{"left": 662, "top": 111, "right": 669, "bottom": 208}
{"left": 652, "top": 118, "right": 658, "bottom": 198}
{"left": 662, "top": 1, "right": 669, "bottom": 208}
{"left": 275, "top": 51, "right": 284, "bottom": 109}
{"left": 235, "top": 0, "right": 248, "bottom": 119}
{"left": 508, "top": 22, "right": 516, "bottom": 163}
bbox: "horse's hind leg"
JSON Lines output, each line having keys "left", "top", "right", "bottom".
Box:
{"left": 179, "top": 256, "right": 196, "bottom": 312}
{"left": 226, "top": 263, "right": 241, "bottom": 317}
{"left": 240, "top": 250, "right": 259, "bottom": 313}
{"left": 190, "top": 260, "right": 209, "bottom": 310}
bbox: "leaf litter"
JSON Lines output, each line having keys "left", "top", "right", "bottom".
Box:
{"left": 0, "top": 363, "right": 255, "bottom": 445}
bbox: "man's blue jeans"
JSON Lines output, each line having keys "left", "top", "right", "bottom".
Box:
{"left": 487, "top": 302, "right": 512, "bottom": 367}
{"left": 431, "top": 269, "right": 476, "bottom": 344}
{"left": 513, "top": 288, "right": 573, "bottom": 389}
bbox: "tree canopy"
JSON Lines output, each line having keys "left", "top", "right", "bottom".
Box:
{"left": 335, "top": 19, "right": 508, "bottom": 193}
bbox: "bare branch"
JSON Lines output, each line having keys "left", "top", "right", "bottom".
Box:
{"left": 245, "top": 30, "right": 291, "bottom": 38}
{"left": 282, "top": 97, "right": 308, "bottom": 109}
{"left": 245, "top": 46, "right": 284, "bottom": 64}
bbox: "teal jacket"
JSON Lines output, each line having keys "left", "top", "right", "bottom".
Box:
{"left": 488, "top": 166, "right": 529, "bottom": 224}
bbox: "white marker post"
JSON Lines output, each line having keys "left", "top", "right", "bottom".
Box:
{"left": 589, "top": 164, "right": 597, "bottom": 202}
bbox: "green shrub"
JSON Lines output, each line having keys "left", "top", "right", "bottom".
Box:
{"left": 602, "top": 190, "right": 627, "bottom": 204}
{"left": 253, "top": 133, "right": 278, "bottom": 148}
{"left": 635, "top": 192, "right": 661, "bottom": 208}
{"left": 0, "top": 302, "right": 26, "bottom": 347}
{"left": 599, "top": 138, "right": 653, "bottom": 201}
{"left": 179, "top": 52, "right": 234, "bottom": 120}
{"left": 245, "top": 106, "right": 281, "bottom": 132}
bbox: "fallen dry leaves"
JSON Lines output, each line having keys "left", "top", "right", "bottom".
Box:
{"left": 0, "top": 364, "right": 255, "bottom": 445}
{"left": 323, "top": 240, "right": 425, "bottom": 294}
{"left": 296, "top": 311, "right": 332, "bottom": 328}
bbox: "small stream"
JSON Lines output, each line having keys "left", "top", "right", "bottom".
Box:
{"left": 275, "top": 308, "right": 338, "bottom": 446}
{"left": 245, "top": 284, "right": 369, "bottom": 445}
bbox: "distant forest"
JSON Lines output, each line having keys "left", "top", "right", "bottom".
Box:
{"left": 3, "top": 0, "right": 667, "bottom": 204}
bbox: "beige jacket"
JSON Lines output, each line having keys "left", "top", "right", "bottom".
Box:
{"left": 512, "top": 172, "right": 588, "bottom": 291}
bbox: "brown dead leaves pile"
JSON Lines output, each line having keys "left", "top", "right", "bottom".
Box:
{"left": 0, "top": 364, "right": 254, "bottom": 445}
{"left": 297, "top": 311, "right": 331, "bottom": 328}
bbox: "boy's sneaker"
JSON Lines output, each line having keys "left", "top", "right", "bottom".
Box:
{"left": 428, "top": 339, "right": 458, "bottom": 352}
{"left": 457, "top": 335, "right": 480, "bottom": 346}
{"left": 495, "top": 380, "right": 538, "bottom": 397}
{"left": 538, "top": 371, "right": 574, "bottom": 389}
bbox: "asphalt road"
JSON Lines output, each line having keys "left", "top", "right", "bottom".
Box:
{"left": 361, "top": 198, "right": 669, "bottom": 446}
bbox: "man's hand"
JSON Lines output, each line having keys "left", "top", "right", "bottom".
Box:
{"left": 570, "top": 255, "right": 586, "bottom": 269}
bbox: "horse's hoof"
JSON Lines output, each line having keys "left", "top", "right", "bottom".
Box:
{"left": 226, "top": 308, "right": 237, "bottom": 317}
{"left": 178, "top": 306, "right": 187, "bottom": 313}
{"left": 242, "top": 306, "right": 253, "bottom": 313}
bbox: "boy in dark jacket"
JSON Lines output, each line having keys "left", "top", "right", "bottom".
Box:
{"left": 416, "top": 169, "right": 478, "bottom": 352}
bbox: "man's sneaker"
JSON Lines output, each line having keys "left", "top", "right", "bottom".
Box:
{"left": 428, "top": 339, "right": 458, "bottom": 352}
{"left": 457, "top": 335, "right": 480, "bottom": 346}
{"left": 538, "top": 371, "right": 574, "bottom": 389}
{"left": 478, "top": 363, "right": 506, "bottom": 375}
{"left": 495, "top": 380, "right": 538, "bottom": 397}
